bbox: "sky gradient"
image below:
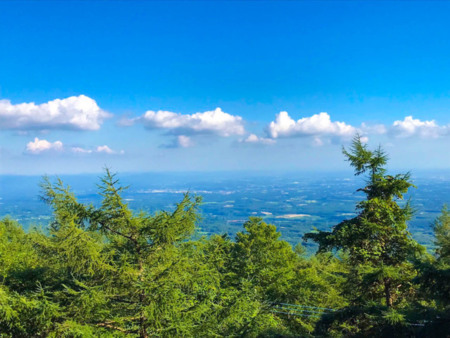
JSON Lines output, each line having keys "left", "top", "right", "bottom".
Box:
{"left": 1, "top": 1, "right": 450, "bottom": 174}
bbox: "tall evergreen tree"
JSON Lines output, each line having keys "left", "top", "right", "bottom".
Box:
{"left": 305, "top": 136, "right": 424, "bottom": 308}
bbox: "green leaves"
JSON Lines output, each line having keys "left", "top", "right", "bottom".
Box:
{"left": 1, "top": 170, "right": 294, "bottom": 336}
{"left": 342, "top": 135, "right": 388, "bottom": 178}
{"left": 1, "top": 162, "right": 448, "bottom": 336}
{"left": 433, "top": 205, "right": 450, "bottom": 263}
{"left": 303, "top": 137, "right": 431, "bottom": 334}
{"left": 232, "top": 218, "right": 297, "bottom": 297}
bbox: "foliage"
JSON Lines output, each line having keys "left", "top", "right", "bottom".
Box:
{"left": 0, "top": 171, "right": 297, "bottom": 337}
{"left": 1, "top": 142, "right": 449, "bottom": 337}
{"left": 302, "top": 136, "right": 443, "bottom": 336}
{"left": 413, "top": 205, "right": 450, "bottom": 336}
{"left": 305, "top": 136, "right": 424, "bottom": 309}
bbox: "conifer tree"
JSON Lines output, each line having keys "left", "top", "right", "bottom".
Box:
{"left": 414, "top": 206, "right": 450, "bottom": 335}
{"left": 1, "top": 170, "right": 294, "bottom": 337}
{"left": 305, "top": 136, "right": 425, "bottom": 308}
{"left": 3, "top": 150, "right": 449, "bottom": 336}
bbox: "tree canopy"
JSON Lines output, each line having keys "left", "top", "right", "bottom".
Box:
{"left": 0, "top": 140, "right": 448, "bottom": 337}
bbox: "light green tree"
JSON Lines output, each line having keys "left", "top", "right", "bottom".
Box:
{"left": 0, "top": 170, "right": 291, "bottom": 337}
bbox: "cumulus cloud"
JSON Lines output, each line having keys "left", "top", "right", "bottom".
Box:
{"left": 268, "top": 112, "right": 356, "bottom": 139}
{"left": 26, "top": 138, "right": 63, "bottom": 154}
{"left": 129, "top": 107, "right": 245, "bottom": 136}
{"left": 0, "top": 95, "right": 110, "bottom": 131}
{"left": 241, "top": 134, "right": 276, "bottom": 145}
{"left": 96, "top": 145, "right": 115, "bottom": 154}
{"left": 390, "top": 116, "right": 448, "bottom": 139}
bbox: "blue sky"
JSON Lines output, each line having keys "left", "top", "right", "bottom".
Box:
{"left": 1, "top": 1, "right": 449, "bottom": 174}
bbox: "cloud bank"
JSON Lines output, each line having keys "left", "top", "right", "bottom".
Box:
{"left": 263, "top": 112, "right": 450, "bottom": 145}
{"left": 0, "top": 95, "right": 110, "bottom": 131}
{"left": 11, "top": 97, "right": 450, "bottom": 157}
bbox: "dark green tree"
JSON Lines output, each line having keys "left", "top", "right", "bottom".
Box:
{"left": 414, "top": 206, "right": 450, "bottom": 336}
{"left": 305, "top": 136, "right": 424, "bottom": 308}
{"left": 433, "top": 205, "right": 450, "bottom": 264}
{"left": 304, "top": 136, "right": 427, "bottom": 337}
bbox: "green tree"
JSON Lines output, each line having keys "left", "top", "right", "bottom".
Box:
{"left": 305, "top": 136, "right": 426, "bottom": 336}
{"left": 3, "top": 154, "right": 448, "bottom": 336}
{"left": 422, "top": 205, "right": 450, "bottom": 306}
{"left": 231, "top": 217, "right": 298, "bottom": 299}
{"left": 0, "top": 219, "right": 62, "bottom": 337}
{"left": 230, "top": 218, "right": 347, "bottom": 337}
{"left": 305, "top": 136, "right": 424, "bottom": 307}
{"left": 414, "top": 206, "right": 450, "bottom": 336}
{"left": 434, "top": 205, "right": 450, "bottom": 264}
{"left": 37, "top": 169, "right": 226, "bottom": 337}
{"left": 0, "top": 170, "right": 293, "bottom": 337}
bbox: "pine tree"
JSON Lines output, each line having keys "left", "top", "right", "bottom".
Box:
{"left": 305, "top": 136, "right": 424, "bottom": 309}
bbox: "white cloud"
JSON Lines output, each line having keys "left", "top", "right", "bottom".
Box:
{"left": 360, "top": 136, "right": 369, "bottom": 144}
{"left": 25, "top": 139, "right": 123, "bottom": 155}
{"left": 72, "top": 145, "right": 124, "bottom": 155}
{"left": 0, "top": 95, "right": 110, "bottom": 131}
{"left": 177, "top": 135, "right": 194, "bottom": 148}
{"left": 242, "top": 134, "right": 276, "bottom": 145}
{"left": 390, "top": 116, "right": 448, "bottom": 139}
{"left": 268, "top": 112, "right": 356, "bottom": 139}
{"left": 26, "top": 138, "right": 63, "bottom": 154}
{"left": 71, "top": 146, "right": 93, "bottom": 154}
{"left": 131, "top": 107, "right": 245, "bottom": 136}
{"left": 95, "top": 145, "right": 124, "bottom": 154}
{"left": 96, "top": 145, "right": 115, "bottom": 154}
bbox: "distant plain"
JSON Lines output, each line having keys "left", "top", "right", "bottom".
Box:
{"left": 2, "top": 171, "right": 449, "bottom": 252}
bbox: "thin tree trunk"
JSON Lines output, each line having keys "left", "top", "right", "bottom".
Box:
{"left": 384, "top": 279, "right": 393, "bottom": 307}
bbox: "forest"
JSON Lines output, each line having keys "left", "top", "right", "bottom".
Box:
{"left": 1, "top": 137, "right": 449, "bottom": 337}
